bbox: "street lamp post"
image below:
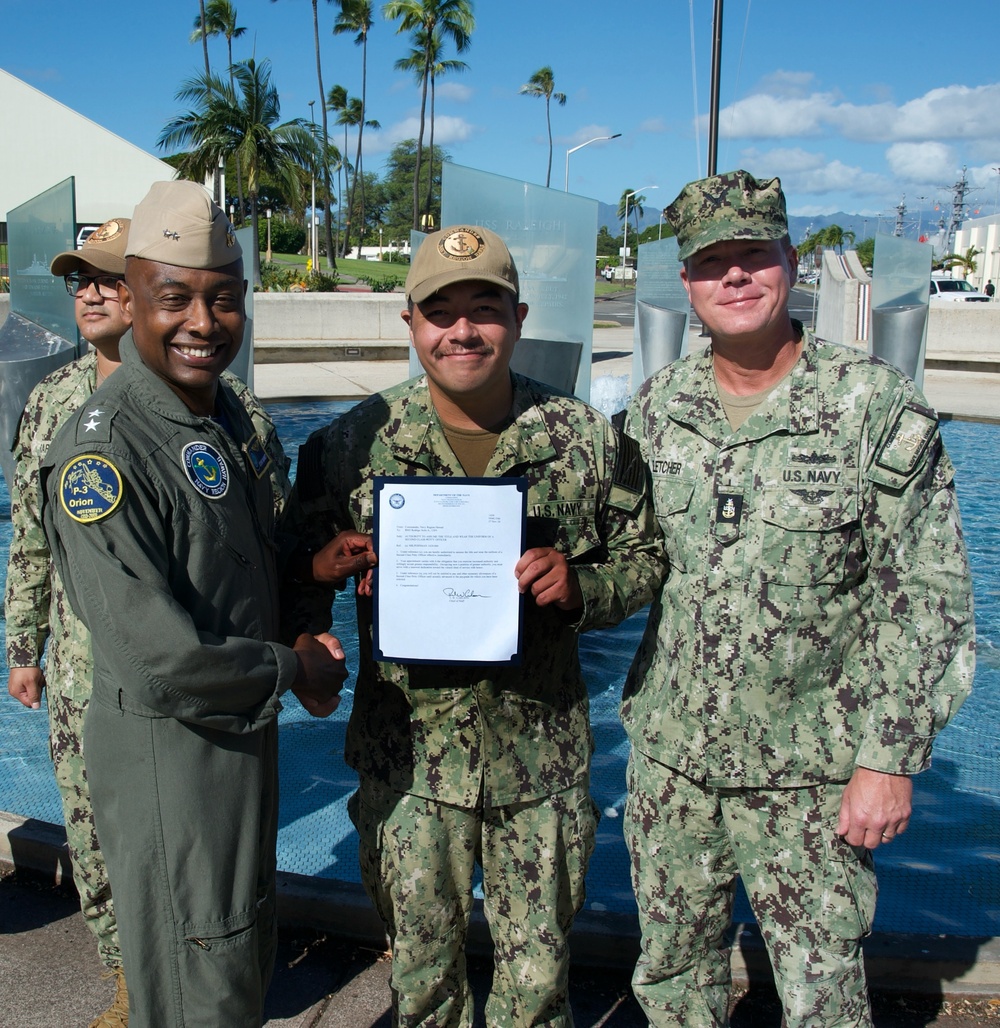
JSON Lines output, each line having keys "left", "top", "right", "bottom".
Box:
{"left": 621, "top": 186, "right": 658, "bottom": 285}
{"left": 564, "top": 133, "right": 621, "bottom": 192}
{"left": 309, "top": 100, "right": 318, "bottom": 275}
{"left": 265, "top": 208, "right": 272, "bottom": 264}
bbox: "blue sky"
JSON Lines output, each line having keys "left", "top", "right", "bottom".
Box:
{"left": 4, "top": 0, "right": 1000, "bottom": 226}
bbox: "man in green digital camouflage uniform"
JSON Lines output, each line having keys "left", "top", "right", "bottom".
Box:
{"left": 38, "top": 180, "right": 345, "bottom": 1028}
{"left": 621, "top": 170, "right": 975, "bottom": 1027}
{"left": 283, "top": 225, "right": 665, "bottom": 1026}
{"left": 4, "top": 218, "right": 291, "bottom": 1026}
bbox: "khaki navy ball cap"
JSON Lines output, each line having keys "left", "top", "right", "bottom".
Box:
{"left": 50, "top": 218, "right": 131, "bottom": 277}
{"left": 406, "top": 225, "right": 518, "bottom": 304}
{"left": 126, "top": 180, "right": 242, "bottom": 269}
{"left": 667, "top": 169, "right": 788, "bottom": 261}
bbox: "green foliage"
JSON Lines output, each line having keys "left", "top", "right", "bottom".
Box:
{"left": 310, "top": 272, "right": 341, "bottom": 292}
{"left": 854, "top": 237, "right": 875, "bottom": 271}
{"left": 799, "top": 224, "right": 856, "bottom": 256}
{"left": 596, "top": 224, "right": 621, "bottom": 257}
{"left": 380, "top": 249, "right": 409, "bottom": 264}
{"left": 258, "top": 262, "right": 306, "bottom": 291}
{"left": 262, "top": 218, "right": 306, "bottom": 254}
{"left": 939, "top": 245, "right": 982, "bottom": 276}
{"left": 359, "top": 274, "right": 403, "bottom": 292}
{"left": 380, "top": 139, "right": 449, "bottom": 242}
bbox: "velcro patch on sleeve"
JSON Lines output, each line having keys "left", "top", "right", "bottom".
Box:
{"left": 59, "top": 455, "right": 124, "bottom": 524}
{"left": 74, "top": 403, "right": 116, "bottom": 444}
{"left": 875, "top": 405, "right": 937, "bottom": 477}
{"left": 610, "top": 412, "right": 644, "bottom": 495}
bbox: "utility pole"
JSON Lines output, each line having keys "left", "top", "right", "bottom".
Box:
{"left": 706, "top": 0, "right": 724, "bottom": 176}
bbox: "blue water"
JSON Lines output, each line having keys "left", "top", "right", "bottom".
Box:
{"left": 1, "top": 408, "right": 997, "bottom": 937}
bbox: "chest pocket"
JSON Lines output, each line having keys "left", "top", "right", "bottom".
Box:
{"left": 652, "top": 477, "right": 696, "bottom": 573}
{"left": 759, "top": 486, "right": 860, "bottom": 587}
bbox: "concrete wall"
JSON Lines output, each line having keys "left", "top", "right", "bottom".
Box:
{"left": 925, "top": 306, "right": 1000, "bottom": 363}
{"left": 254, "top": 292, "right": 408, "bottom": 343}
{"left": 815, "top": 249, "right": 870, "bottom": 349}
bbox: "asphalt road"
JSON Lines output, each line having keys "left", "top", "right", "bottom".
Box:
{"left": 595, "top": 285, "right": 819, "bottom": 330}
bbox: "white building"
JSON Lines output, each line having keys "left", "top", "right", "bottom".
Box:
{"left": 0, "top": 67, "right": 174, "bottom": 229}
{"left": 953, "top": 212, "right": 1000, "bottom": 295}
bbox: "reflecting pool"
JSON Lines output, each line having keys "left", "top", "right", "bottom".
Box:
{"left": 1, "top": 407, "right": 997, "bottom": 937}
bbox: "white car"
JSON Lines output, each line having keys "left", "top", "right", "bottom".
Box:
{"left": 928, "top": 278, "right": 990, "bottom": 302}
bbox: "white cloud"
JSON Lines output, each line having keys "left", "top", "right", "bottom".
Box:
{"left": 714, "top": 82, "right": 1000, "bottom": 147}
{"left": 885, "top": 142, "right": 955, "bottom": 184}
{"left": 740, "top": 147, "right": 888, "bottom": 199}
{"left": 372, "top": 115, "right": 476, "bottom": 154}
{"left": 436, "top": 81, "right": 473, "bottom": 103}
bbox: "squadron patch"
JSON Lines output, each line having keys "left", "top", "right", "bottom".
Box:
{"left": 243, "top": 433, "right": 272, "bottom": 479}
{"left": 875, "top": 405, "right": 937, "bottom": 477}
{"left": 60, "top": 455, "right": 124, "bottom": 524}
{"left": 181, "top": 441, "right": 229, "bottom": 498}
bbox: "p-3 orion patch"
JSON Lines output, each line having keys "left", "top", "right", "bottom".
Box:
{"left": 182, "top": 441, "right": 229, "bottom": 499}
{"left": 60, "top": 455, "right": 124, "bottom": 524}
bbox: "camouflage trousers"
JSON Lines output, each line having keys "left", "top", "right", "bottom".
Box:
{"left": 624, "top": 748, "right": 877, "bottom": 1028}
{"left": 349, "top": 778, "right": 599, "bottom": 1027}
{"left": 47, "top": 684, "right": 122, "bottom": 968}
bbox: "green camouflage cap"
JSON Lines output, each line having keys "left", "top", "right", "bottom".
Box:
{"left": 667, "top": 170, "right": 788, "bottom": 260}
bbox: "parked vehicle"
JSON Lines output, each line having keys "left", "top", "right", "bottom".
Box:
{"left": 928, "top": 278, "right": 990, "bottom": 302}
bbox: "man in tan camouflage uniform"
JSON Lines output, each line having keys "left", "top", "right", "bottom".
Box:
{"left": 4, "top": 216, "right": 290, "bottom": 1027}
{"left": 283, "top": 225, "right": 665, "bottom": 1026}
{"left": 621, "top": 170, "right": 976, "bottom": 1027}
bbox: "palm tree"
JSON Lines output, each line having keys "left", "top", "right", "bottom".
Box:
{"left": 333, "top": 95, "right": 380, "bottom": 255}
{"left": 191, "top": 0, "right": 248, "bottom": 219}
{"left": 383, "top": 0, "right": 474, "bottom": 230}
{"left": 271, "top": 0, "right": 337, "bottom": 270}
{"left": 394, "top": 28, "right": 466, "bottom": 229}
{"left": 326, "top": 84, "right": 350, "bottom": 256}
{"left": 820, "top": 224, "right": 855, "bottom": 255}
{"left": 334, "top": 1, "right": 374, "bottom": 255}
{"left": 519, "top": 66, "right": 566, "bottom": 189}
{"left": 159, "top": 57, "right": 318, "bottom": 287}
{"left": 618, "top": 188, "right": 647, "bottom": 237}
{"left": 940, "top": 245, "right": 982, "bottom": 277}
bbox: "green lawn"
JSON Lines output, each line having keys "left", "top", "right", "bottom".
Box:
{"left": 263, "top": 253, "right": 632, "bottom": 298}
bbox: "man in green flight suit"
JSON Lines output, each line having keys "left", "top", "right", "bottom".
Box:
{"left": 5, "top": 215, "right": 292, "bottom": 1026}
{"left": 621, "top": 170, "right": 976, "bottom": 1027}
{"left": 39, "top": 180, "right": 346, "bottom": 1027}
{"left": 283, "top": 224, "right": 665, "bottom": 1026}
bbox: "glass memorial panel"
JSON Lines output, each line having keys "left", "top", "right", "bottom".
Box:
{"left": 8, "top": 177, "right": 78, "bottom": 342}
{"left": 871, "top": 234, "right": 931, "bottom": 388}
{"left": 631, "top": 236, "right": 690, "bottom": 389}
{"left": 232, "top": 225, "right": 254, "bottom": 389}
{"left": 441, "top": 163, "right": 598, "bottom": 400}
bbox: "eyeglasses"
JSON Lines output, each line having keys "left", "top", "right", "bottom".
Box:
{"left": 64, "top": 273, "right": 123, "bottom": 299}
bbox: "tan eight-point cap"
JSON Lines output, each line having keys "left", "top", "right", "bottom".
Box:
{"left": 126, "top": 180, "right": 242, "bottom": 269}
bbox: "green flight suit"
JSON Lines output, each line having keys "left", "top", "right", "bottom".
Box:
{"left": 40, "top": 333, "right": 299, "bottom": 1028}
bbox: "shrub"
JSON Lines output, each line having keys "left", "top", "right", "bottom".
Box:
{"left": 258, "top": 263, "right": 306, "bottom": 292}
{"left": 380, "top": 249, "right": 409, "bottom": 265}
{"left": 359, "top": 275, "right": 403, "bottom": 293}
{"left": 309, "top": 272, "right": 341, "bottom": 292}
